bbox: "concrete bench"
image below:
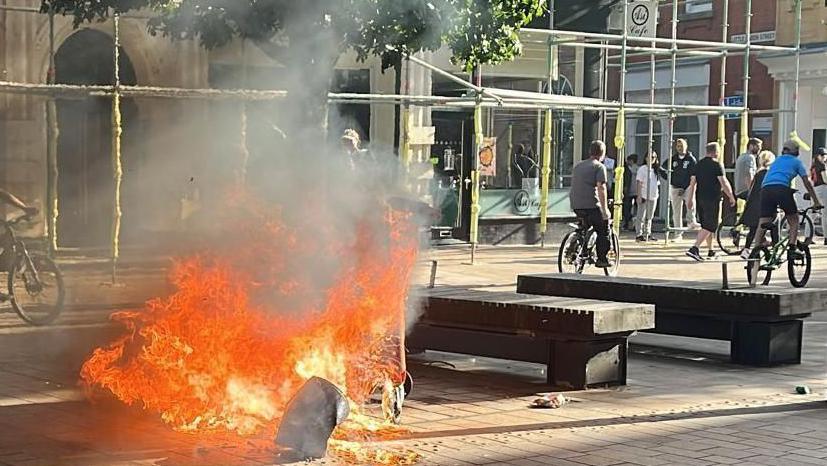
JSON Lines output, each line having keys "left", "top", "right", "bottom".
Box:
{"left": 408, "top": 286, "right": 655, "bottom": 390}
{"left": 517, "top": 274, "right": 827, "bottom": 366}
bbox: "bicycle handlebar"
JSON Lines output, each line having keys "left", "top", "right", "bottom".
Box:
{"left": 3, "top": 213, "right": 34, "bottom": 228}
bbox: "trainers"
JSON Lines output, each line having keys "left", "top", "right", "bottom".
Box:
{"left": 635, "top": 236, "right": 645, "bottom": 242}
{"left": 595, "top": 258, "right": 611, "bottom": 268}
{"left": 647, "top": 235, "right": 659, "bottom": 242}
{"left": 686, "top": 246, "right": 703, "bottom": 262}
{"left": 688, "top": 222, "right": 702, "bottom": 231}
{"left": 707, "top": 250, "right": 719, "bottom": 260}
{"left": 789, "top": 242, "right": 806, "bottom": 260}
{"left": 740, "top": 248, "right": 751, "bottom": 260}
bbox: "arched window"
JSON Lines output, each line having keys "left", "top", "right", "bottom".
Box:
{"left": 673, "top": 116, "right": 702, "bottom": 157}
{"left": 634, "top": 119, "right": 662, "bottom": 160}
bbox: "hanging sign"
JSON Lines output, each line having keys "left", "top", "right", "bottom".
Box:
{"left": 627, "top": 1, "right": 657, "bottom": 39}
{"left": 478, "top": 137, "right": 497, "bottom": 177}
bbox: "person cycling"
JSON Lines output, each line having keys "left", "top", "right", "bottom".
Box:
{"left": 751, "top": 140, "right": 823, "bottom": 260}
{"left": 569, "top": 140, "right": 611, "bottom": 268}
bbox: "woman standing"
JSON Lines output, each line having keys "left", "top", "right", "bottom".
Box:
{"left": 810, "top": 148, "right": 827, "bottom": 246}
{"left": 740, "top": 150, "right": 776, "bottom": 259}
{"left": 635, "top": 152, "right": 667, "bottom": 242}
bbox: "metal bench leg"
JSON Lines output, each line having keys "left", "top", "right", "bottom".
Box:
{"left": 547, "top": 337, "right": 628, "bottom": 390}
{"left": 731, "top": 320, "right": 803, "bottom": 366}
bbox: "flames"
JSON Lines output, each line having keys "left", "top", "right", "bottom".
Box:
{"left": 80, "top": 192, "right": 420, "bottom": 463}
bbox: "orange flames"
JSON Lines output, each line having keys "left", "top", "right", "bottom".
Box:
{"left": 80, "top": 193, "right": 420, "bottom": 463}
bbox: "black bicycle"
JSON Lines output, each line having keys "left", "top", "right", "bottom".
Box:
{"left": 0, "top": 214, "right": 65, "bottom": 325}
{"left": 746, "top": 206, "right": 822, "bottom": 288}
{"left": 558, "top": 219, "right": 620, "bottom": 276}
{"left": 716, "top": 208, "right": 814, "bottom": 256}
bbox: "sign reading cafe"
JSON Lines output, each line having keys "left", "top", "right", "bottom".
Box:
{"left": 627, "top": 0, "right": 657, "bottom": 39}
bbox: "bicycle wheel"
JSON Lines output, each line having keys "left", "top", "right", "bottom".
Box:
{"left": 788, "top": 244, "right": 812, "bottom": 288}
{"left": 9, "top": 254, "right": 65, "bottom": 325}
{"left": 716, "top": 211, "right": 745, "bottom": 255}
{"left": 746, "top": 246, "right": 772, "bottom": 287}
{"left": 780, "top": 215, "right": 814, "bottom": 244}
{"left": 604, "top": 231, "right": 620, "bottom": 277}
{"left": 557, "top": 231, "right": 581, "bottom": 274}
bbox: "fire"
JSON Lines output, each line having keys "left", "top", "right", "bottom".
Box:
{"left": 80, "top": 192, "right": 421, "bottom": 463}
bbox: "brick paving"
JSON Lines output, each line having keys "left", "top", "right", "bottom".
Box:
{"left": 0, "top": 238, "right": 823, "bottom": 465}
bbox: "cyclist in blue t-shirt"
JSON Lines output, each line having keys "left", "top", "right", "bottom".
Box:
{"left": 752, "top": 140, "right": 823, "bottom": 259}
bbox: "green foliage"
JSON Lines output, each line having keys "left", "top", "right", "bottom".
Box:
{"left": 41, "top": 0, "right": 545, "bottom": 71}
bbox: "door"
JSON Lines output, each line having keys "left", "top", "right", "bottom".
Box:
{"left": 432, "top": 111, "right": 474, "bottom": 241}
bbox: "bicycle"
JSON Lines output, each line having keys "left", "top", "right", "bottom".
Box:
{"left": 558, "top": 218, "right": 620, "bottom": 276}
{"left": 716, "top": 208, "right": 814, "bottom": 255}
{"left": 0, "top": 214, "right": 65, "bottom": 325}
{"left": 746, "top": 206, "right": 821, "bottom": 288}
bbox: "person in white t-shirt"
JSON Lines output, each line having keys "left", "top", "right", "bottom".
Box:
{"left": 636, "top": 151, "right": 667, "bottom": 242}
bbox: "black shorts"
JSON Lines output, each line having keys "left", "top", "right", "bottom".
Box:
{"left": 760, "top": 185, "right": 797, "bottom": 217}
{"left": 697, "top": 198, "right": 721, "bottom": 232}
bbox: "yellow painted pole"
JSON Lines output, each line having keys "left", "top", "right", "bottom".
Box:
{"left": 613, "top": 109, "right": 626, "bottom": 233}
{"left": 46, "top": 6, "right": 58, "bottom": 255}
{"left": 111, "top": 13, "right": 123, "bottom": 283}
{"left": 470, "top": 102, "right": 482, "bottom": 263}
{"left": 739, "top": 111, "right": 749, "bottom": 155}
{"left": 539, "top": 109, "right": 552, "bottom": 247}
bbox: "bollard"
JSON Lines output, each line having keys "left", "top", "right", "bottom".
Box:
{"left": 721, "top": 262, "right": 729, "bottom": 290}
{"left": 428, "top": 260, "right": 438, "bottom": 288}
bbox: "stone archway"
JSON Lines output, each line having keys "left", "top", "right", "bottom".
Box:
{"left": 54, "top": 28, "right": 138, "bottom": 248}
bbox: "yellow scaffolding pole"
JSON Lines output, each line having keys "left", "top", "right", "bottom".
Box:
{"left": 539, "top": 109, "right": 552, "bottom": 246}
{"left": 470, "top": 101, "right": 482, "bottom": 264}
{"left": 110, "top": 13, "right": 124, "bottom": 283}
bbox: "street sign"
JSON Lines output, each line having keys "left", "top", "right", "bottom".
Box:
{"left": 723, "top": 95, "right": 744, "bottom": 120}
{"left": 731, "top": 31, "right": 776, "bottom": 44}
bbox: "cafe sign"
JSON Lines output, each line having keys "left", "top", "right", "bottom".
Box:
{"left": 627, "top": 1, "right": 657, "bottom": 39}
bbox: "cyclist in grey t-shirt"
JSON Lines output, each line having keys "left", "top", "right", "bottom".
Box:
{"left": 569, "top": 140, "right": 611, "bottom": 268}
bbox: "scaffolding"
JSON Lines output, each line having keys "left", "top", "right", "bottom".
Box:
{"left": 0, "top": 1, "right": 806, "bottom": 270}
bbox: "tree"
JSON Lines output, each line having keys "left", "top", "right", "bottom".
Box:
{"left": 41, "top": 0, "right": 546, "bottom": 145}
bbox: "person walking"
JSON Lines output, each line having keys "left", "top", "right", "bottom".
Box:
{"left": 739, "top": 150, "right": 776, "bottom": 259}
{"left": 669, "top": 138, "right": 699, "bottom": 239}
{"left": 811, "top": 147, "right": 827, "bottom": 245}
{"left": 569, "top": 140, "right": 612, "bottom": 268}
{"left": 622, "top": 153, "right": 639, "bottom": 231}
{"left": 686, "top": 142, "right": 736, "bottom": 261}
{"left": 734, "top": 138, "right": 762, "bottom": 211}
{"left": 635, "top": 152, "right": 667, "bottom": 242}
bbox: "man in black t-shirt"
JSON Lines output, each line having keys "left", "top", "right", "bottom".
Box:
{"left": 685, "top": 142, "right": 736, "bottom": 261}
{"left": 669, "top": 138, "right": 700, "bottom": 238}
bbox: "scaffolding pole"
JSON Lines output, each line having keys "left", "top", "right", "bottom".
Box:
{"left": 739, "top": 0, "right": 752, "bottom": 155}
{"left": 792, "top": 0, "right": 802, "bottom": 137}
{"left": 612, "top": 0, "right": 629, "bottom": 235}
{"left": 645, "top": 17, "right": 656, "bottom": 242}
{"left": 110, "top": 13, "right": 123, "bottom": 283}
{"left": 539, "top": 0, "right": 555, "bottom": 248}
{"left": 664, "top": 0, "right": 679, "bottom": 243}
{"left": 470, "top": 69, "right": 483, "bottom": 264}
{"left": 45, "top": 6, "right": 58, "bottom": 256}
{"left": 523, "top": 28, "right": 796, "bottom": 53}
{"left": 717, "top": 0, "right": 729, "bottom": 167}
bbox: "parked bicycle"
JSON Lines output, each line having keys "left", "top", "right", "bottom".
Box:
{"left": 558, "top": 219, "right": 620, "bottom": 276}
{"left": 746, "top": 206, "right": 822, "bottom": 288}
{"left": 716, "top": 208, "right": 814, "bottom": 256}
{"left": 0, "top": 213, "right": 65, "bottom": 325}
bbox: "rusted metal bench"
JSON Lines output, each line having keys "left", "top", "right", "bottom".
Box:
{"left": 408, "top": 286, "right": 655, "bottom": 390}
{"left": 517, "top": 274, "right": 827, "bottom": 366}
